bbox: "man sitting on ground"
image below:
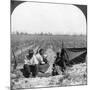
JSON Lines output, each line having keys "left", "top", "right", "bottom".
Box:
{"left": 24, "top": 49, "right": 39, "bottom": 78}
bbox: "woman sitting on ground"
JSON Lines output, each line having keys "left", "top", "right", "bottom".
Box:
{"left": 36, "top": 48, "right": 46, "bottom": 65}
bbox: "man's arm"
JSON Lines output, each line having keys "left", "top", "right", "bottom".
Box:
{"left": 24, "top": 55, "right": 29, "bottom": 64}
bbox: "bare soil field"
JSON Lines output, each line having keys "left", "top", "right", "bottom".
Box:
{"left": 12, "top": 63, "right": 86, "bottom": 89}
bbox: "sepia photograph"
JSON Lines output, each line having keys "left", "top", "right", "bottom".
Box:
{"left": 11, "top": 0, "right": 87, "bottom": 89}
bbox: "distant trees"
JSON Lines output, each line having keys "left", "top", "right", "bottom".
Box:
{"left": 11, "top": 31, "right": 86, "bottom": 36}
{"left": 11, "top": 31, "right": 29, "bottom": 35}
{"left": 11, "top": 31, "right": 53, "bottom": 36}
{"left": 39, "top": 32, "right": 52, "bottom": 36}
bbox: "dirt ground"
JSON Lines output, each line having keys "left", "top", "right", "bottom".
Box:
{"left": 11, "top": 46, "right": 87, "bottom": 90}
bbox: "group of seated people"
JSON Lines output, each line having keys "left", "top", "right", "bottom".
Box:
{"left": 23, "top": 48, "right": 48, "bottom": 78}
{"left": 23, "top": 48, "right": 67, "bottom": 78}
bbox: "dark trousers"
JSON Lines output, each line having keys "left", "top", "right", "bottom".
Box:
{"left": 30, "top": 64, "right": 38, "bottom": 77}
{"left": 23, "top": 64, "right": 38, "bottom": 78}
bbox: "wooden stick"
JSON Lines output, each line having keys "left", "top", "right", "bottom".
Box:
{"left": 12, "top": 50, "right": 17, "bottom": 70}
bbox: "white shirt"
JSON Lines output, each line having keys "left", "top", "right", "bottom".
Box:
{"left": 36, "top": 53, "right": 45, "bottom": 64}
{"left": 24, "top": 55, "right": 39, "bottom": 65}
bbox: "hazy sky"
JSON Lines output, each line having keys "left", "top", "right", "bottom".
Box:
{"left": 11, "top": 2, "right": 86, "bottom": 35}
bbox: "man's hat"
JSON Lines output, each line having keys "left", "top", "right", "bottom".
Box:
{"left": 28, "top": 49, "right": 34, "bottom": 54}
